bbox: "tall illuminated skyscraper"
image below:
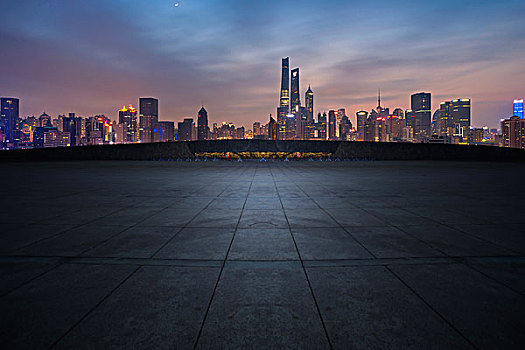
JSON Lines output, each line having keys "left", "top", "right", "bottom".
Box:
{"left": 118, "top": 104, "right": 138, "bottom": 142}
{"left": 514, "top": 99, "right": 524, "bottom": 118}
{"left": 290, "top": 68, "right": 301, "bottom": 139}
{"left": 139, "top": 97, "right": 158, "bottom": 143}
{"left": 409, "top": 92, "right": 431, "bottom": 139}
{"left": 328, "top": 110, "right": 336, "bottom": 140}
{"left": 280, "top": 57, "right": 290, "bottom": 111}
{"left": 305, "top": 85, "right": 314, "bottom": 123}
{"left": 290, "top": 68, "right": 301, "bottom": 115}
{"left": 336, "top": 109, "right": 346, "bottom": 138}
{"left": 317, "top": 112, "right": 327, "bottom": 140}
{"left": 1, "top": 97, "right": 19, "bottom": 143}
{"left": 438, "top": 98, "right": 471, "bottom": 140}
{"left": 277, "top": 57, "right": 290, "bottom": 139}
{"left": 356, "top": 111, "right": 368, "bottom": 141}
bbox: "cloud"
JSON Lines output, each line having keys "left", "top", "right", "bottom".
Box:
{"left": 1, "top": 0, "right": 524, "bottom": 128}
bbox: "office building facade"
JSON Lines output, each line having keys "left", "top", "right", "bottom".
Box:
{"left": 139, "top": 98, "right": 159, "bottom": 143}
{"left": 1, "top": 97, "right": 19, "bottom": 144}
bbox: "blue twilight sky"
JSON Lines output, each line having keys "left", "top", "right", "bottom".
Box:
{"left": 1, "top": 0, "right": 524, "bottom": 128}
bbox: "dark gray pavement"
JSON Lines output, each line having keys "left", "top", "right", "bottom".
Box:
{"left": 1, "top": 160, "right": 524, "bottom": 349}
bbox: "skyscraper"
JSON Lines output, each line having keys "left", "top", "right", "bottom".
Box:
{"left": 328, "top": 110, "right": 336, "bottom": 140}
{"left": 280, "top": 58, "right": 290, "bottom": 111}
{"left": 501, "top": 116, "right": 525, "bottom": 149}
{"left": 409, "top": 92, "right": 431, "bottom": 139}
{"left": 1, "top": 97, "right": 19, "bottom": 143}
{"left": 178, "top": 118, "right": 194, "bottom": 141}
{"left": 62, "top": 113, "right": 82, "bottom": 146}
{"left": 339, "top": 115, "right": 352, "bottom": 140}
{"left": 253, "top": 122, "right": 261, "bottom": 137}
{"left": 197, "top": 107, "right": 209, "bottom": 140}
{"left": 317, "top": 112, "right": 327, "bottom": 140}
{"left": 158, "top": 121, "right": 175, "bottom": 142}
{"left": 438, "top": 99, "right": 471, "bottom": 141}
{"left": 118, "top": 104, "right": 138, "bottom": 142}
{"left": 451, "top": 98, "right": 471, "bottom": 140}
{"left": 277, "top": 57, "right": 290, "bottom": 140}
{"left": 305, "top": 85, "right": 314, "bottom": 123}
{"left": 139, "top": 97, "right": 159, "bottom": 143}
{"left": 336, "top": 108, "right": 346, "bottom": 138}
{"left": 268, "top": 115, "right": 277, "bottom": 140}
{"left": 290, "top": 68, "right": 300, "bottom": 115}
{"left": 356, "top": 111, "right": 368, "bottom": 141}
{"left": 514, "top": 99, "right": 524, "bottom": 118}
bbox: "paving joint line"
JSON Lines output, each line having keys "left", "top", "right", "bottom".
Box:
{"left": 192, "top": 163, "right": 256, "bottom": 349}
{"left": 2, "top": 204, "right": 145, "bottom": 297}
{"left": 288, "top": 168, "right": 378, "bottom": 260}
{"left": 148, "top": 182, "right": 235, "bottom": 259}
{"left": 270, "top": 163, "right": 334, "bottom": 350}
{"left": 385, "top": 265, "right": 480, "bottom": 350}
{"left": 47, "top": 265, "right": 142, "bottom": 350}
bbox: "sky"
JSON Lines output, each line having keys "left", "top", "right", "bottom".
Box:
{"left": 1, "top": 0, "right": 524, "bottom": 128}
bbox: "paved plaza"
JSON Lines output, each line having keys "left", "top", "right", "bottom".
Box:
{"left": 1, "top": 160, "right": 524, "bottom": 349}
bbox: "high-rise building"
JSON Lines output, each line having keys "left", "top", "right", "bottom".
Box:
{"left": 356, "top": 111, "right": 368, "bottom": 141}
{"left": 277, "top": 57, "right": 290, "bottom": 140}
{"left": 118, "top": 104, "right": 138, "bottom": 142}
{"left": 139, "top": 97, "right": 158, "bottom": 143}
{"left": 280, "top": 57, "right": 290, "bottom": 111}
{"left": 336, "top": 109, "right": 346, "bottom": 138}
{"left": 514, "top": 99, "right": 524, "bottom": 118}
{"left": 501, "top": 116, "right": 525, "bottom": 149}
{"left": 1, "top": 97, "right": 19, "bottom": 143}
{"left": 339, "top": 115, "right": 352, "bottom": 140}
{"left": 157, "top": 121, "right": 175, "bottom": 142}
{"left": 268, "top": 115, "right": 277, "bottom": 140}
{"left": 177, "top": 118, "right": 194, "bottom": 141}
{"left": 62, "top": 113, "right": 82, "bottom": 146}
{"left": 290, "top": 68, "right": 300, "bottom": 115}
{"left": 437, "top": 98, "right": 471, "bottom": 141}
{"left": 317, "top": 112, "right": 327, "bottom": 140}
{"left": 305, "top": 86, "right": 314, "bottom": 123}
{"left": 409, "top": 92, "right": 431, "bottom": 140}
{"left": 197, "top": 107, "right": 209, "bottom": 140}
{"left": 328, "top": 110, "right": 336, "bottom": 140}
{"left": 253, "top": 122, "right": 261, "bottom": 137}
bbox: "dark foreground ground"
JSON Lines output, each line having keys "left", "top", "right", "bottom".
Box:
{"left": 1, "top": 160, "right": 524, "bottom": 349}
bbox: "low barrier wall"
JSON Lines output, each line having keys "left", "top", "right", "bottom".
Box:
{"left": 0, "top": 140, "right": 524, "bottom": 162}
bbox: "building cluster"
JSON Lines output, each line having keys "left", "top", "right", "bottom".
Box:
{"left": 1, "top": 61, "right": 523, "bottom": 149}
{"left": 0, "top": 97, "right": 175, "bottom": 149}
{"left": 271, "top": 57, "right": 508, "bottom": 146}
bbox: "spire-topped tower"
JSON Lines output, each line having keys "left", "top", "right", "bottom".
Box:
{"left": 305, "top": 85, "right": 314, "bottom": 123}
{"left": 377, "top": 88, "right": 382, "bottom": 111}
{"left": 279, "top": 57, "right": 290, "bottom": 111}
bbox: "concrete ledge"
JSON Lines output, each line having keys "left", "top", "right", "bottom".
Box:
{"left": 0, "top": 140, "right": 524, "bottom": 161}
{"left": 0, "top": 142, "right": 193, "bottom": 161}
{"left": 333, "top": 141, "right": 525, "bottom": 161}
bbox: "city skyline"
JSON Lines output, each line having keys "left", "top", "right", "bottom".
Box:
{"left": 1, "top": 1, "right": 524, "bottom": 129}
